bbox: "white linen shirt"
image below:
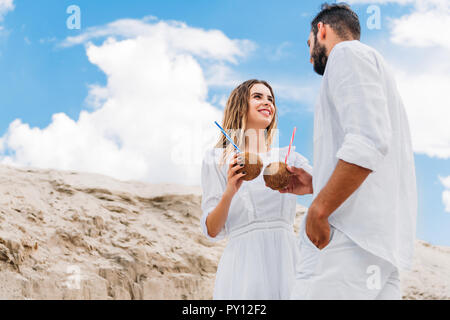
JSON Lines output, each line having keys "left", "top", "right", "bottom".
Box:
{"left": 313, "top": 40, "right": 417, "bottom": 270}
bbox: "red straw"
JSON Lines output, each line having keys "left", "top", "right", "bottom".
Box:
{"left": 285, "top": 127, "right": 297, "bottom": 164}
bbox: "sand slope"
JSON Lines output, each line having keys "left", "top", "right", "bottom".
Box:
{"left": 0, "top": 165, "right": 448, "bottom": 299}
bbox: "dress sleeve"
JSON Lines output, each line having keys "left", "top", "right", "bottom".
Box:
{"left": 200, "top": 149, "right": 227, "bottom": 241}
{"left": 328, "top": 46, "right": 392, "bottom": 172}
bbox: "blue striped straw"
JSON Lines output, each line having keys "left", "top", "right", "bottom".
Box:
{"left": 214, "top": 121, "right": 241, "bottom": 153}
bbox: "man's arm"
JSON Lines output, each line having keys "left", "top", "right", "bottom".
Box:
{"left": 305, "top": 46, "right": 391, "bottom": 249}
{"left": 306, "top": 159, "right": 372, "bottom": 249}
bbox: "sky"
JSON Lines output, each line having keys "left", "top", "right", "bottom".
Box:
{"left": 0, "top": 0, "right": 449, "bottom": 246}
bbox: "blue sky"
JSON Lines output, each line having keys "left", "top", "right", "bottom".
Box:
{"left": 0, "top": 0, "right": 449, "bottom": 246}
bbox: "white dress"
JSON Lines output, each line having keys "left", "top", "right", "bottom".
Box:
{"left": 200, "top": 146, "right": 312, "bottom": 299}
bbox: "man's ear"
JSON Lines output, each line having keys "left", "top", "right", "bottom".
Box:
{"left": 317, "top": 22, "right": 326, "bottom": 41}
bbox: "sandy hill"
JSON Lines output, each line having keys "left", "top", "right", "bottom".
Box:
{"left": 0, "top": 165, "right": 449, "bottom": 300}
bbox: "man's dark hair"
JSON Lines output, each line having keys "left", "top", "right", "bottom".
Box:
{"left": 311, "top": 3, "right": 361, "bottom": 40}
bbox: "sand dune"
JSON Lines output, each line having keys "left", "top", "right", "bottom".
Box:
{"left": 0, "top": 165, "right": 448, "bottom": 299}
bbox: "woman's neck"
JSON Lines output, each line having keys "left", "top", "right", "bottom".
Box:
{"left": 243, "top": 129, "right": 269, "bottom": 154}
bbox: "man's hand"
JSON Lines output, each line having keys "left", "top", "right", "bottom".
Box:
{"left": 305, "top": 204, "right": 331, "bottom": 250}
{"left": 302, "top": 159, "right": 372, "bottom": 249}
{"left": 279, "top": 166, "right": 313, "bottom": 195}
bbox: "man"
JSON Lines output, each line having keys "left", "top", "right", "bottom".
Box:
{"left": 280, "top": 3, "right": 417, "bottom": 299}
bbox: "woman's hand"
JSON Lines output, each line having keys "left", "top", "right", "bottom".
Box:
{"left": 224, "top": 153, "right": 247, "bottom": 197}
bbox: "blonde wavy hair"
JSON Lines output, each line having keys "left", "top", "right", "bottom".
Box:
{"left": 215, "top": 79, "right": 278, "bottom": 165}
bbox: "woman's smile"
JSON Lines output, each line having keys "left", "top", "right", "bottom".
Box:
{"left": 258, "top": 108, "right": 271, "bottom": 117}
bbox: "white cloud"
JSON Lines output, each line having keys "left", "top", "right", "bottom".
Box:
{"left": 272, "top": 80, "right": 319, "bottom": 109}
{"left": 347, "top": 0, "right": 450, "bottom": 50}
{"left": 0, "top": 18, "right": 254, "bottom": 185}
{"left": 351, "top": 0, "right": 450, "bottom": 211}
{"left": 395, "top": 70, "right": 450, "bottom": 159}
{"left": 209, "top": 94, "right": 228, "bottom": 109}
{"left": 347, "top": 0, "right": 415, "bottom": 4}
{"left": 384, "top": 1, "right": 450, "bottom": 213}
{"left": 39, "top": 37, "right": 57, "bottom": 44}
{"left": 269, "top": 41, "right": 293, "bottom": 61}
{"left": 440, "top": 176, "right": 450, "bottom": 213}
{"left": 346, "top": 0, "right": 449, "bottom": 48}
{"left": 0, "top": 0, "right": 14, "bottom": 21}
{"left": 387, "top": 0, "right": 450, "bottom": 158}
{"left": 351, "top": 0, "right": 450, "bottom": 159}
{"left": 389, "top": 0, "right": 450, "bottom": 49}
{"left": 204, "top": 63, "right": 243, "bottom": 88}
{"left": 60, "top": 18, "right": 255, "bottom": 64}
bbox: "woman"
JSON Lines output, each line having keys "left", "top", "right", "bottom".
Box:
{"left": 200, "top": 79, "right": 312, "bottom": 299}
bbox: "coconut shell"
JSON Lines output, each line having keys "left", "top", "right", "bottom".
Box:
{"left": 263, "top": 161, "right": 291, "bottom": 190}
{"left": 236, "top": 152, "right": 263, "bottom": 181}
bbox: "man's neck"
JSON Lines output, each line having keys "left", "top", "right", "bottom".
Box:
{"left": 326, "top": 37, "right": 356, "bottom": 56}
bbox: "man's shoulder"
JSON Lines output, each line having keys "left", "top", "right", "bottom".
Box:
{"left": 332, "top": 40, "right": 380, "bottom": 59}
{"left": 328, "top": 40, "right": 386, "bottom": 75}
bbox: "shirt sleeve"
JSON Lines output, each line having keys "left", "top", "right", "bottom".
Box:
{"left": 292, "top": 151, "right": 313, "bottom": 176}
{"left": 329, "top": 46, "right": 392, "bottom": 172}
{"left": 200, "top": 149, "right": 227, "bottom": 242}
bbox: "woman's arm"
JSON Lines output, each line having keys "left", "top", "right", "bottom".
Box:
{"left": 205, "top": 153, "right": 246, "bottom": 238}
{"left": 205, "top": 192, "right": 233, "bottom": 238}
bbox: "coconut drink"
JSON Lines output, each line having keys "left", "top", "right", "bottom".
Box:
{"left": 213, "top": 121, "right": 263, "bottom": 181}
{"left": 264, "top": 127, "right": 297, "bottom": 191}
{"left": 236, "top": 152, "right": 263, "bottom": 181}
{"left": 263, "top": 161, "right": 291, "bottom": 190}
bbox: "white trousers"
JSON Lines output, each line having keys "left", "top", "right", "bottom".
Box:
{"left": 290, "top": 222, "right": 401, "bottom": 300}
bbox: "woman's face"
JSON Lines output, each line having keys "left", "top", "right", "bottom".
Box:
{"left": 246, "top": 83, "right": 275, "bottom": 130}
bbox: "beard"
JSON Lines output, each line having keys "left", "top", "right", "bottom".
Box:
{"left": 311, "top": 39, "right": 328, "bottom": 76}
